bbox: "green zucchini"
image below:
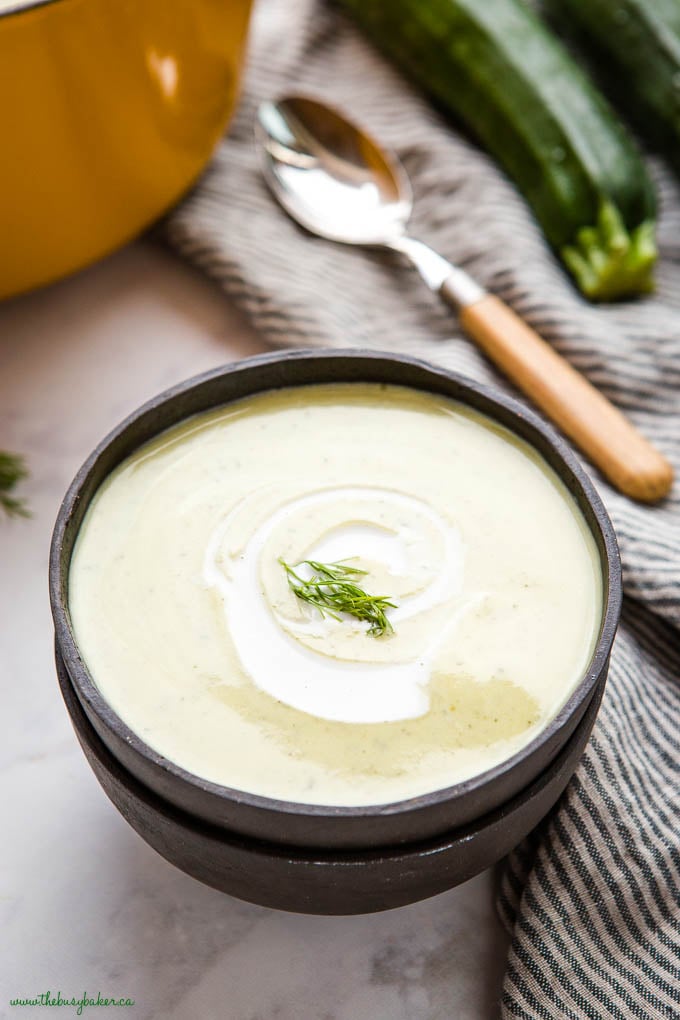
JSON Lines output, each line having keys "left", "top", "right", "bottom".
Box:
{"left": 542, "top": 0, "right": 680, "bottom": 164}
{"left": 338, "top": 0, "right": 658, "bottom": 300}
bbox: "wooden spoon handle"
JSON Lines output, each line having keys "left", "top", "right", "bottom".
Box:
{"left": 449, "top": 291, "right": 673, "bottom": 502}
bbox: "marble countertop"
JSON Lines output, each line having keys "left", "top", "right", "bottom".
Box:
{"left": 0, "top": 243, "right": 508, "bottom": 1020}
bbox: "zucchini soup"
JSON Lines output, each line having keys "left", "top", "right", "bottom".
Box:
{"left": 68, "top": 383, "right": 603, "bottom": 807}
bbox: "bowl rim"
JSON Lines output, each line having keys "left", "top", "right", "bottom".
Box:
{"left": 49, "top": 347, "right": 622, "bottom": 826}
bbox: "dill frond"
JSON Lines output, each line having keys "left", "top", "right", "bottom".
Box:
{"left": 0, "top": 451, "right": 30, "bottom": 518}
{"left": 279, "top": 557, "right": 396, "bottom": 638}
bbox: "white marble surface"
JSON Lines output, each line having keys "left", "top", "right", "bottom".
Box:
{"left": 0, "top": 243, "right": 508, "bottom": 1020}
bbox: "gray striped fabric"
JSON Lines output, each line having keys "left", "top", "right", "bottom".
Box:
{"left": 164, "top": 1, "right": 680, "bottom": 1015}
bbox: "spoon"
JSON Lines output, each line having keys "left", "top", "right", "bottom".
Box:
{"left": 255, "top": 95, "right": 673, "bottom": 503}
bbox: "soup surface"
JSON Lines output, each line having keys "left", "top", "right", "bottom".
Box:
{"left": 69, "top": 383, "right": 602, "bottom": 805}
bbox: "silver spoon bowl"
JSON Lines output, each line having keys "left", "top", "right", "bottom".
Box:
{"left": 256, "top": 95, "right": 481, "bottom": 300}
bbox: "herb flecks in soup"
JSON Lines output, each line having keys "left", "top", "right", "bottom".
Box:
{"left": 217, "top": 670, "right": 539, "bottom": 780}
{"left": 69, "top": 384, "right": 602, "bottom": 806}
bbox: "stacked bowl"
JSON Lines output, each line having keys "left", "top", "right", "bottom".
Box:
{"left": 50, "top": 351, "right": 621, "bottom": 914}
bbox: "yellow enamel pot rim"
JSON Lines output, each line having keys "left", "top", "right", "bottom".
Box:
{"left": 0, "top": 0, "right": 251, "bottom": 298}
{"left": 0, "top": 0, "right": 59, "bottom": 16}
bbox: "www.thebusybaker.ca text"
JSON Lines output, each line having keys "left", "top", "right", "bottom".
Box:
{"left": 9, "top": 991, "right": 135, "bottom": 1015}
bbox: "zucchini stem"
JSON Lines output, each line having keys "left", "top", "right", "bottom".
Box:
{"left": 561, "top": 201, "right": 657, "bottom": 301}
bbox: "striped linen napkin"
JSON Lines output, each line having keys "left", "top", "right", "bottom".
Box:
{"left": 164, "top": 1, "right": 680, "bottom": 1015}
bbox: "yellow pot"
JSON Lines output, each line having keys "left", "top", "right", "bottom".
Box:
{"left": 0, "top": 0, "right": 252, "bottom": 299}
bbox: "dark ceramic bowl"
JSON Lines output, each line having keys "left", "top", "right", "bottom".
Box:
{"left": 50, "top": 350, "right": 621, "bottom": 852}
{"left": 57, "top": 647, "right": 605, "bottom": 914}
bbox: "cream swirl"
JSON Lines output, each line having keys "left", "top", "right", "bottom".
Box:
{"left": 203, "top": 486, "right": 483, "bottom": 724}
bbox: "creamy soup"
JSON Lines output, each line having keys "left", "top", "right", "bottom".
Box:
{"left": 69, "top": 384, "right": 602, "bottom": 806}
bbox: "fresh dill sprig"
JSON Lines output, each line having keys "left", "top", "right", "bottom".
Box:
{"left": 0, "top": 451, "right": 30, "bottom": 518}
{"left": 279, "top": 557, "right": 397, "bottom": 638}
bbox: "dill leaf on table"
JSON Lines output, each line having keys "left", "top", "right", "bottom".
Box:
{"left": 0, "top": 451, "right": 30, "bottom": 518}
